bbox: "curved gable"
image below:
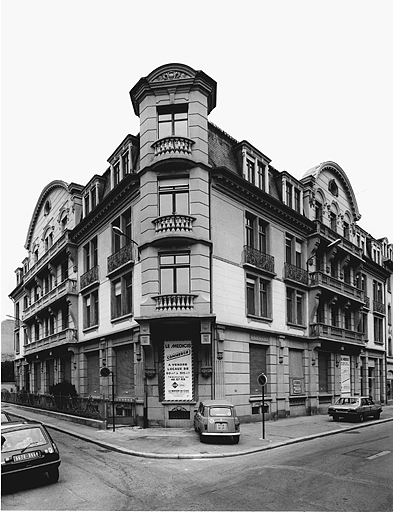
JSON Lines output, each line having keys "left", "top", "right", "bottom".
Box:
{"left": 303, "top": 161, "right": 361, "bottom": 222}
{"left": 24, "top": 180, "right": 70, "bottom": 250}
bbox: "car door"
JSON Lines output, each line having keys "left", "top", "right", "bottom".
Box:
{"left": 194, "top": 402, "right": 204, "bottom": 431}
{"left": 360, "top": 398, "right": 370, "bottom": 417}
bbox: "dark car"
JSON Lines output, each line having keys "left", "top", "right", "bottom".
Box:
{"left": 1, "top": 411, "right": 12, "bottom": 423}
{"left": 1, "top": 421, "right": 61, "bottom": 484}
{"left": 328, "top": 396, "right": 382, "bottom": 422}
{"left": 194, "top": 400, "right": 241, "bottom": 444}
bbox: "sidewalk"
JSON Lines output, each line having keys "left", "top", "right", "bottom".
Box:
{"left": 2, "top": 402, "right": 393, "bottom": 459}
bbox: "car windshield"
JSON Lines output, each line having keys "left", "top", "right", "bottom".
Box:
{"left": 209, "top": 407, "right": 232, "bottom": 417}
{"left": 1, "top": 427, "right": 48, "bottom": 453}
{"left": 335, "top": 397, "right": 359, "bottom": 405}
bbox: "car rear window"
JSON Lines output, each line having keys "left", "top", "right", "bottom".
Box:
{"left": 1, "top": 427, "right": 48, "bottom": 453}
{"left": 208, "top": 407, "right": 232, "bottom": 417}
{"left": 336, "top": 397, "right": 359, "bottom": 405}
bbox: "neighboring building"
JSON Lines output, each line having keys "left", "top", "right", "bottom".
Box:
{"left": 1, "top": 319, "right": 16, "bottom": 391}
{"left": 9, "top": 63, "right": 393, "bottom": 426}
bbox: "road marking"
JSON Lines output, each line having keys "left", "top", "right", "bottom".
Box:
{"left": 366, "top": 451, "right": 391, "bottom": 460}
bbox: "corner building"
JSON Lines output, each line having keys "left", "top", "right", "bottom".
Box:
{"left": 10, "top": 64, "right": 393, "bottom": 427}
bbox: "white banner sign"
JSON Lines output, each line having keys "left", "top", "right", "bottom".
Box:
{"left": 164, "top": 341, "right": 193, "bottom": 401}
{"left": 340, "top": 355, "right": 351, "bottom": 396}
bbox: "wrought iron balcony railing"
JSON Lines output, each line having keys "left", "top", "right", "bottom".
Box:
{"left": 153, "top": 214, "right": 196, "bottom": 233}
{"left": 153, "top": 294, "right": 198, "bottom": 311}
{"left": 80, "top": 266, "right": 99, "bottom": 291}
{"left": 373, "top": 300, "right": 386, "bottom": 314}
{"left": 152, "top": 136, "right": 194, "bottom": 157}
{"left": 107, "top": 244, "right": 134, "bottom": 274}
{"left": 243, "top": 246, "right": 275, "bottom": 273}
{"left": 284, "top": 262, "right": 308, "bottom": 285}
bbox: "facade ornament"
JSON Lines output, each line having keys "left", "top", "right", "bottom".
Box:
{"left": 153, "top": 70, "right": 190, "bottom": 82}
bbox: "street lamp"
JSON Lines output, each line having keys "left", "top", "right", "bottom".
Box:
{"left": 327, "top": 238, "right": 341, "bottom": 249}
{"left": 112, "top": 226, "right": 140, "bottom": 260}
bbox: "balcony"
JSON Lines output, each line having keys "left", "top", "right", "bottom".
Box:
{"left": 373, "top": 300, "right": 386, "bottom": 315}
{"left": 310, "top": 323, "right": 364, "bottom": 344}
{"left": 80, "top": 266, "right": 99, "bottom": 291}
{"left": 153, "top": 214, "right": 196, "bottom": 234}
{"left": 107, "top": 244, "right": 134, "bottom": 274}
{"left": 153, "top": 294, "right": 198, "bottom": 311}
{"left": 23, "top": 232, "right": 70, "bottom": 283}
{"left": 311, "top": 221, "right": 363, "bottom": 259}
{"left": 243, "top": 246, "right": 275, "bottom": 274}
{"left": 284, "top": 263, "right": 308, "bottom": 286}
{"left": 309, "top": 271, "right": 364, "bottom": 302}
{"left": 23, "top": 328, "right": 77, "bottom": 355}
{"left": 22, "top": 279, "right": 78, "bottom": 321}
{"left": 152, "top": 137, "right": 194, "bottom": 158}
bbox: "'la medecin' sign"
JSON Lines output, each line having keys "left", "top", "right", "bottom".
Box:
{"left": 164, "top": 341, "right": 193, "bottom": 401}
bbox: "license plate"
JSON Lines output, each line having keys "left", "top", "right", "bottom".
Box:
{"left": 13, "top": 451, "right": 41, "bottom": 463}
{"left": 216, "top": 423, "right": 227, "bottom": 431}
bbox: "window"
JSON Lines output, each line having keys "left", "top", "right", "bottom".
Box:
{"left": 245, "top": 212, "right": 255, "bottom": 248}
{"left": 388, "top": 304, "right": 392, "bottom": 326}
{"left": 294, "top": 188, "right": 301, "bottom": 213}
{"left": 286, "top": 183, "right": 293, "bottom": 208}
{"left": 374, "top": 316, "right": 383, "bottom": 343}
{"left": 358, "top": 311, "right": 368, "bottom": 337}
{"left": 114, "top": 162, "right": 120, "bottom": 186}
{"left": 344, "top": 308, "right": 351, "bottom": 330}
{"left": 122, "top": 152, "right": 130, "bottom": 175}
{"left": 91, "top": 189, "right": 97, "bottom": 210}
{"left": 249, "top": 344, "right": 267, "bottom": 395}
{"left": 285, "top": 234, "right": 303, "bottom": 267}
{"left": 286, "top": 287, "right": 304, "bottom": 325}
{"left": 246, "top": 275, "right": 270, "bottom": 318}
{"left": 330, "top": 304, "right": 339, "bottom": 327}
{"left": 315, "top": 201, "right": 322, "bottom": 222}
{"left": 258, "top": 220, "right": 267, "bottom": 254}
{"left": 159, "top": 179, "right": 189, "bottom": 216}
{"left": 343, "top": 222, "right": 350, "bottom": 240}
{"left": 373, "top": 281, "right": 383, "bottom": 303}
{"left": 15, "top": 332, "right": 20, "bottom": 354}
{"left": 62, "top": 304, "right": 69, "bottom": 330}
{"left": 246, "top": 159, "right": 255, "bottom": 185}
{"left": 160, "top": 253, "right": 190, "bottom": 294}
{"left": 111, "top": 273, "right": 132, "bottom": 319}
{"left": 61, "top": 260, "right": 69, "bottom": 282}
{"left": 84, "top": 237, "right": 98, "bottom": 272}
{"left": 257, "top": 162, "right": 265, "bottom": 191}
{"left": 158, "top": 105, "right": 188, "bottom": 139}
{"left": 84, "top": 290, "right": 99, "bottom": 329}
{"left": 44, "top": 233, "right": 53, "bottom": 252}
{"left": 112, "top": 208, "right": 132, "bottom": 253}
{"left": 84, "top": 195, "right": 90, "bottom": 216}
{"left": 330, "top": 212, "right": 337, "bottom": 232}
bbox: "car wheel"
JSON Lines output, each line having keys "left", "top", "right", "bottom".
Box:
{"left": 374, "top": 412, "right": 381, "bottom": 420}
{"left": 232, "top": 436, "right": 239, "bottom": 445}
{"left": 358, "top": 413, "right": 365, "bottom": 423}
{"left": 47, "top": 467, "right": 59, "bottom": 484}
{"left": 332, "top": 414, "right": 339, "bottom": 422}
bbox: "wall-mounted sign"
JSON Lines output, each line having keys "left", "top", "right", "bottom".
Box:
{"left": 164, "top": 341, "right": 193, "bottom": 401}
{"left": 340, "top": 355, "right": 351, "bottom": 396}
{"left": 291, "top": 378, "right": 303, "bottom": 395}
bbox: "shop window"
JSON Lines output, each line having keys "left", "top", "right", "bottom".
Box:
{"left": 86, "top": 352, "right": 100, "bottom": 396}
{"left": 249, "top": 344, "right": 267, "bottom": 395}
{"left": 318, "top": 351, "right": 330, "bottom": 393}
{"left": 160, "top": 253, "right": 190, "bottom": 294}
{"left": 115, "top": 345, "right": 135, "bottom": 396}
{"left": 289, "top": 349, "right": 304, "bottom": 395}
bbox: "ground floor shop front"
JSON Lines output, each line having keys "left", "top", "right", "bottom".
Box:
{"left": 14, "top": 321, "right": 388, "bottom": 427}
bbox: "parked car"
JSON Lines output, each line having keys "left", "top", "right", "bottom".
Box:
{"left": 328, "top": 396, "right": 382, "bottom": 422}
{"left": 1, "top": 411, "right": 12, "bottom": 423}
{"left": 194, "top": 400, "right": 240, "bottom": 444}
{"left": 1, "top": 421, "right": 61, "bottom": 484}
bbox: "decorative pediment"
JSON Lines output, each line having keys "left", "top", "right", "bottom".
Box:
{"left": 152, "top": 70, "right": 191, "bottom": 82}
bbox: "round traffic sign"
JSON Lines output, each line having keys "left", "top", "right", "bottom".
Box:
{"left": 100, "top": 367, "right": 111, "bottom": 377}
{"left": 257, "top": 373, "right": 267, "bottom": 387}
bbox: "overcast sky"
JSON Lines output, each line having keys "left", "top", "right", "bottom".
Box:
{"left": 2, "top": 0, "right": 392, "bottom": 319}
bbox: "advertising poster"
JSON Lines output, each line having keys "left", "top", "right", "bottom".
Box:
{"left": 164, "top": 341, "right": 193, "bottom": 401}
{"left": 340, "top": 355, "right": 351, "bottom": 396}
